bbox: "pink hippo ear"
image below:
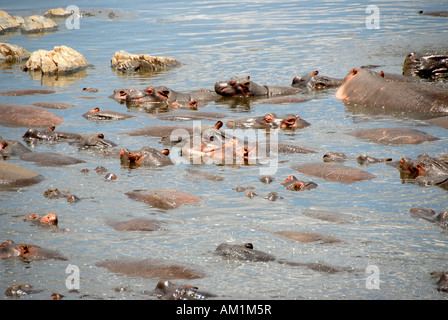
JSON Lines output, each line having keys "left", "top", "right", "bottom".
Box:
{"left": 350, "top": 68, "right": 359, "bottom": 75}
{"left": 88, "top": 107, "right": 100, "bottom": 113}
{"left": 312, "top": 70, "right": 319, "bottom": 75}
{"left": 379, "top": 71, "right": 385, "bottom": 78}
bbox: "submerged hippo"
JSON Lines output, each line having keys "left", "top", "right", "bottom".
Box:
{"left": 125, "top": 189, "right": 201, "bottom": 210}
{"left": 291, "top": 162, "right": 376, "bottom": 183}
{"left": 0, "top": 240, "right": 67, "bottom": 261}
{"left": 335, "top": 68, "right": 448, "bottom": 115}
{"left": 431, "top": 272, "right": 448, "bottom": 292}
{"left": 409, "top": 207, "right": 448, "bottom": 229}
{"left": 215, "top": 243, "right": 343, "bottom": 273}
{"left": 120, "top": 146, "right": 173, "bottom": 168}
{"left": 70, "top": 133, "right": 117, "bottom": 149}
{"left": 19, "top": 151, "right": 85, "bottom": 166}
{"left": 301, "top": 208, "right": 361, "bottom": 225}
{"left": 23, "top": 213, "right": 58, "bottom": 226}
{"left": 291, "top": 70, "right": 343, "bottom": 90}
{"left": 0, "top": 89, "right": 56, "bottom": 96}
{"left": 0, "top": 137, "right": 32, "bottom": 157}
{"left": 346, "top": 128, "right": 440, "bottom": 145}
{"left": 403, "top": 52, "right": 448, "bottom": 80}
{"left": 82, "top": 107, "right": 135, "bottom": 121}
{"left": 274, "top": 231, "right": 343, "bottom": 244}
{"left": 0, "top": 161, "right": 44, "bottom": 187}
{"left": 107, "top": 218, "right": 165, "bottom": 231}
{"left": 4, "top": 284, "right": 43, "bottom": 297}
{"left": 22, "top": 126, "right": 81, "bottom": 143}
{"left": 0, "top": 103, "right": 64, "bottom": 127}
{"left": 281, "top": 175, "right": 318, "bottom": 191}
{"left": 426, "top": 116, "right": 448, "bottom": 130}
{"left": 96, "top": 258, "right": 205, "bottom": 279}
{"left": 215, "top": 76, "right": 301, "bottom": 98}
{"left": 226, "top": 113, "right": 310, "bottom": 130}
{"left": 111, "top": 88, "right": 131, "bottom": 103}
{"left": 152, "top": 280, "right": 216, "bottom": 300}
{"left": 418, "top": 10, "right": 448, "bottom": 17}
{"left": 155, "top": 110, "right": 231, "bottom": 122}
{"left": 32, "top": 101, "right": 77, "bottom": 109}
{"left": 323, "top": 152, "right": 391, "bottom": 165}
{"left": 125, "top": 86, "right": 169, "bottom": 106}
{"left": 397, "top": 153, "right": 448, "bottom": 188}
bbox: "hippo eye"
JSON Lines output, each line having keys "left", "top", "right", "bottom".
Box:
{"left": 243, "top": 81, "right": 251, "bottom": 87}
{"left": 229, "top": 80, "right": 236, "bottom": 87}
{"left": 146, "top": 87, "right": 154, "bottom": 94}
{"left": 244, "top": 243, "right": 254, "bottom": 249}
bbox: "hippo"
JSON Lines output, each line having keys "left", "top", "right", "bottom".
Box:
{"left": 186, "top": 168, "right": 225, "bottom": 181}
{"left": 152, "top": 280, "right": 216, "bottom": 300}
{"left": 70, "top": 133, "right": 117, "bottom": 149}
{"left": 0, "top": 103, "right": 64, "bottom": 127}
{"left": 397, "top": 153, "right": 448, "bottom": 188}
{"left": 32, "top": 101, "right": 77, "bottom": 109}
{"left": 335, "top": 68, "right": 448, "bottom": 116}
{"left": 403, "top": 52, "right": 448, "bottom": 80}
{"left": 5, "top": 284, "right": 43, "bottom": 297}
{"left": 214, "top": 76, "right": 301, "bottom": 98}
{"left": 121, "top": 124, "right": 194, "bottom": 138}
{"left": 323, "top": 152, "right": 391, "bottom": 165}
{"left": 291, "top": 70, "right": 343, "bottom": 90}
{"left": 281, "top": 175, "right": 318, "bottom": 191}
{"left": 0, "top": 137, "right": 32, "bottom": 157}
{"left": 426, "top": 116, "right": 448, "bottom": 130}
{"left": 20, "top": 151, "right": 85, "bottom": 166}
{"left": 96, "top": 258, "right": 205, "bottom": 279}
{"left": 345, "top": 128, "right": 439, "bottom": 145}
{"left": 125, "top": 189, "right": 201, "bottom": 210}
{"left": 226, "top": 113, "right": 310, "bottom": 130}
{"left": 0, "top": 240, "right": 67, "bottom": 261}
{"left": 82, "top": 107, "right": 135, "bottom": 121}
{"left": 409, "top": 207, "right": 448, "bottom": 229}
{"left": 107, "top": 218, "right": 165, "bottom": 231}
{"left": 431, "top": 272, "right": 448, "bottom": 292}
{"left": 23, "top": 213, "right": 58, "bottom": 226}
{"left": 291, "top": 162, "right": 376, "bottom": 183}
{"left": 180, "top": 122, "right": 259, "bottom": 166}
{"left": 0, "top": 161, "right": 44, "bottom": 187}
{"left": 125, "top": 86, "right": 169, "bottom": 107}
{"left": 120, "top": 146, "right": 173, "bottom": 168}
{"left": 22, "top": 127, "right": 81, "bottom": 143}
{"left": 0, "top": 89, "right": 55, "bottom": 96}
{"left": 274, "top": 231, "right": 343, "bottom": 244}
{"left": 111, "top": 88, "right": 131, "bottom": 103}
{"left": 300, "top": 208, "right": 361, "bottom": 225}
{"left": 215, "top": 243, "right": 343, "bottom": 273}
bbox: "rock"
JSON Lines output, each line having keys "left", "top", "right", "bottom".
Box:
{"left": 111, "top": 50, "right": 181, "bottom": 72}
{"left": 0, "top": 43, "right": 30, "bottom": 61}
{"left": 0, "top": 103, "right": 64, "bottom": 127}
{"left": 126, "top": 189, "right": 201, "bottom": 210}
{"left": 24, "top": 46, "right": 88, "bottom": 75}
{"left": 0, "top": 10, "right": 20, "bottom": 34}
{"left": 20, "top": 15, "right": 58, "bottom": 34}
{"left": 44, "top": 8, "right": 73, "bottom": 18}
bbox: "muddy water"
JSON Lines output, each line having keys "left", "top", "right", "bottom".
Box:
{"left": 0, "top": 0, "right": 447, "bottom": 300}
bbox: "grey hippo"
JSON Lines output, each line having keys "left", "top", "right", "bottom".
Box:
{"left": 152, "top": 280, "right": 216, "bottom": 300}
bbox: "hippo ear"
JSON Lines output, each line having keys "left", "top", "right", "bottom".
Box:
{"left": 246, "top": 76, "right": 250, "bottom": 80}
{"left": 312, "top": 70, "right": 319, "bottom": 75}
{"left": 214, "top": 121, "right": 223, "bottom": 130}
{"left": 244, "top": 243, "right": 254, "bottom": 249}
{"left": 50, "top": 126, "right": 56, "bottom": 132}
{"left": 379, "top": 71, "right": 385, "bottom": 78}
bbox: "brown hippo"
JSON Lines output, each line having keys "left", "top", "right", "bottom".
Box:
{"left": 125, "top": 86, "right": 170, "bottom": 107}
{"left": 215, "top": 76, "right": 301, "bottom": 98}
{"left": 0, "top": 239, "right": 67, "bottom": 260}
{"left": 215, "top": 243, "right": 343, "bottom": 273}
{"left": 345, "top": 128, "right": 439, "bottom": 145}
{"left": 107, "top": 218, "right": 165, "bottom": 231}
{"left": 409, "top": 207, "right": 448, "bottom": 229}
{"left": 5, "top": 284, "right": 43, "bottom": 297}
{"left": 82, "top": 107, "right": 135, "bottom": 121}
{"left": 397, "top": 153, "right": 448, "bottom": 188}
{"left": 120, "top": 146, "right": 173, "bottom": 168}
{"left": 281, "top": 175, "right": 318, "bottom": 191}
{"left": 291, "top": 162, "right": 376, "bottom": 183}
{"left": 186, "top": 168, "right": 225, "bottom": 181}
{"left": 96, "top": 258, "right": 205, "bottom": 279}
{"left": 70, "top": 133, "right": 117, "bottom": 149}
{"left": 418, "top": 10, "right": 448, "bottom": 17}
{"left": 32, "top": 101, "right": 77, "bottom": 109}
{"left": 22, "top": 127, "right": 81, "bottom": 143}
{"left": 431, "top": 272, "right": 448, "bottom": 292}
{"left": 226, "top": 113, "right": 310, "bottom": 130}
{"left": 323, "top": 152, "right": 391, "bottom": 165}
{"left": 120, "top": 124, "right": 194, "bottom": 138}
{"left": 274, "top": 231, "right": 343, "bottom": 244}
{"left": 291, "top": 70, "right": 343, "bottom": 90}
{"left": 426, "top": 116, "right": 448, "bottom": 130}
{"left": 155, "top": 110, "right": 231, "bottom": 122}
{"left": 23, "top": 213, "right": 58, "bottom": 226}
{"left": 0, "top": 161, "right": 44, "bottom": 187}
{"left": 0, "top": 89, "right": 55, "bottom": 96}
{"left": 301, "top": 208, "right": 361, "bottom": 225}
{"left": 111, "top": 88, "right": 131, "bottom": 103}
{"left": 0, "top": 103, "right": 64, "bottom": 127}
{"left": 335, "top": 68, "right": 448, "bottom": 115}
{"left": 152, "top": 280, "right": 216, "bottom": 300}
{"left": 125, "top": 189, "right": 201, "bottom": 210}
{"left": 20, "top": 151, "right": 85, "bottom": 166}
{"left": 0, "top": 137, "right": 32, "bottom": 157}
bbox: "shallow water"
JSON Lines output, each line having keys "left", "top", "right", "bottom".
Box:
{"left": 0, "top": 1, "right": 447, "bottom": 300}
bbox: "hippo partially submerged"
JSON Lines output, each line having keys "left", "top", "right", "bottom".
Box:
{"left": 120, "top": 146, "right": 173, "bottom": 168}
{"left": 126, "top": 189, "right": 201, "bottom": 210}
{"left": 281, "top": 175, "right": 318, "bottom": 191}
{"left": 403, "top": 52, "right": 448, "bottom": 80}
{"left": 226, "top": 113, "right": 310, "bottom": 130}
{"left": 152, "top": 280, "right": 216, "bottom": 300}
{"left": 215, "top": 76, "right": 301, "bottom": 98}
{"left": 107, "top": 218, "right": 165, "bottom": 231}
{"left": 291, "top": 70, "right": 343, "bottom": 90}
{"left": 335, "top": 68, "right": 448, "bottom": 116}
{"left": 409, "top": 207, "right": 448, "bottom": 229}
{"left": 291, "top": 162, "right": 376, "bottom": 183}
{"left": 0, "top": 103, "right": 64, "bottom": 127}
{"left": 397, "top": 153, "right": 448, "bottom": 188}
{"left": 96, "top": 258, "right": 205, "bottom": 279}
{"left": 0, "top": 161, "right": 44, "bottom": 187}
{"left": 0, "top": 240, "right": 67, "bottom": 261}
{"left": 22, "top": 126, "right": 81, "bottom": 143}
{"left": 82, "top": 107, "right": 135, "bottom": 121}
{"left": 345, "top": 128, "right": 439, "bottom": 145}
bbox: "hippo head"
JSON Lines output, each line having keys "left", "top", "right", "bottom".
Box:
{"left": 113, "top": 89, "right": 130, "bottom": 102}
{"left": 215, "top": 76, "right": 265, "bottom": 97}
